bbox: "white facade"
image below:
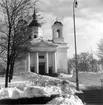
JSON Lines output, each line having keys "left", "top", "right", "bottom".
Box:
{"left": 14, "top": 20, "right": 68, "bottom": 74}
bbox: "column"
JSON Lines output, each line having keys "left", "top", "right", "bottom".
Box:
{"left": 45, "top": 52, "right": 49, "bottom": 74}
{"left": 27, "top": 53, "right": 30, "bottom": 72}
{"left": 53, "top": 52, "right": 57, "bottom": 73}
{"left": 25, "top": 59, "right": 27, "bottom": 72}
{"left": 35, "top": 52, "right": 39, "bottom": 73}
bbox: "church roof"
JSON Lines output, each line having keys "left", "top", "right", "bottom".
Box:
{"left": 30, "top": 37, "right": 58, "bottom": 47}
{"left": 53, "top": 20, "right": 63, "bottom": 26}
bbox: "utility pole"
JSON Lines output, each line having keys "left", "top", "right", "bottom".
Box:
{"left": 73, "top": 0, "right": 79, "bottom": 90}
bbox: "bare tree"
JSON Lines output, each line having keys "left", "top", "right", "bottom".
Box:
{"left": 68, "top": 52, "right": 100, "bottom": 73}
{"left": 97, "top": 39, "right": 103, "bottom": 59}
{"left": 8, "top": 20, "right": 31, "bottom": 82}
{"left": 0, "top": 0, "right": 40, "bottom": 87}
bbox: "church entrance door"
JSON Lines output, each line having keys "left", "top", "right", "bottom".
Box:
{"left": 39, "top": 62, "right": 45, "bottom": 75}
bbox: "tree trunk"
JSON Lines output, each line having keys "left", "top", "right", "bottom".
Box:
{"left": 5, "top": 61, "right": 10, "bottom": 87}
{"left": 5, "top": 26, "right": 11, "bottom": 87}
{"left": 9, "top": 63, "right": 14, "bottom": 82}
{"left": 9, "top": 57, "right": 15, "bottom": 83}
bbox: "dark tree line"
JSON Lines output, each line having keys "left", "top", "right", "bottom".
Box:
{"left": 68, "top": 38, "right": 103, "bottom": 73}
{"left": 68, "top": 52, "right": 101, "bottom": 73}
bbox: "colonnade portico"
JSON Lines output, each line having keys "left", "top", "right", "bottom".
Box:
{"left": 26, "top": 51, "right": 57, "bottom": 74}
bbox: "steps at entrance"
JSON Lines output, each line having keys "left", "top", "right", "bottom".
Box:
{"left": 76, "top": 89, "right": 103, "bottom": 104}
{"left": 83, "top": 90, "right": 102, "bottom": 103}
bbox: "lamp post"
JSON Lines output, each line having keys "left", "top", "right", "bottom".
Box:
{"left": 73, "top": 0, "right": 79, "bottom": 90}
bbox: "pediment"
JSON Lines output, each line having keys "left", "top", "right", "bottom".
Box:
{"left": 31, "top": 40, "right": 58, "bottom": 48}
{"left": 30, "top": 41, "right": 58, "bottom": 52}
{"left": 37, "top": 43, "right": 50, "bottom": 47}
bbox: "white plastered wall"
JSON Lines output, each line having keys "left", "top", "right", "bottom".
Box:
{"left": 30, "top": 53, "right": 36, "bottom": 67}
{"left": 48, "top": 52, "right": 53, "bottom": 67}
{"left": 56, "top": 48, "right": 68, "bottom": 73}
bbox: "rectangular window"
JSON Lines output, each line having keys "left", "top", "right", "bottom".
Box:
{"left": 39, "top": 55, "right": 44, "bottom": 59}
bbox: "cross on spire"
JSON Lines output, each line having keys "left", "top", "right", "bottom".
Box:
{"left": 56, "top": 17, "right": 58, "bottom": 21}
{"left": 32, "top": 7, "right": 36, "bottom": 20}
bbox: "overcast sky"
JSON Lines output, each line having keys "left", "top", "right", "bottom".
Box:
{"left": 38, "top": 0, "right": 103, "bottom": 58}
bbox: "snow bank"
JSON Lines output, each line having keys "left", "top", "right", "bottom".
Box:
{"left": 0, "top": 88, "right": 9, "bottom": 99}
{"left": 0, "top": 86, "right": 61, "bottom": 98}
{"left": 21, "top": 86, "right": 49, "bottom": 98}
{"left": 44, "top": 86, "right": 62, "bottom": 96}
{"left": 0, "top": 73, "right": 84, "bottom": 105}
{"left": 46, "top": 95, "right": 84, "bottom": 105}
{"left": 0, "top": 88, "right": 22, "bottom": 99}
{"left": 59, "top": 73, "right": 73, "bottom": 78}
{"left": 0, "top": 87, "right": 84, "bottom": 105}
{"left": 25, "top": 80, "right": 77, "bottom": 95}
{"left": 24, "top": 73, "right": 77, "bottom": 95}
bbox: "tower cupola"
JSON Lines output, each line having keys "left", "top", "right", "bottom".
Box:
{"left": 52, "top": 19, "right": 64, "bottom": 43}
{"left": 29, "top": 8, "right": 41, "bottom": 40}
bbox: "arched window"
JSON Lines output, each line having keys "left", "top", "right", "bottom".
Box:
{"left": 34, "top": 35, "right": 37, "bottom": 38}
{"left": 57, "top": 29, "right": 60, "bottom": 38}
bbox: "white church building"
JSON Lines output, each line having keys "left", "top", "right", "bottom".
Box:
{"left": 15, "top": 12, "right": 68, "bottom": 75}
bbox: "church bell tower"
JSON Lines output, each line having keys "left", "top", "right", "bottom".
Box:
{"left": 52, "top": 20, "right": 64, "bottom": 43}
{"left": 29, "top": 8, "right": 41, "bottom": 40}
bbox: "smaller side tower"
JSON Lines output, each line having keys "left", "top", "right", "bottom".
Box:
{"left": 29, "top": 8, "right": 41, "bottom": 40}
{"left": 52, "top": 20, "right": 64, "bottom": 43}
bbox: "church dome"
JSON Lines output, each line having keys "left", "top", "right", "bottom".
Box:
{"left": 53, "top": 20, "right": 63, "bottom": 26}
{"left": 29, "top": 19, "right": 40, "bottom": 27}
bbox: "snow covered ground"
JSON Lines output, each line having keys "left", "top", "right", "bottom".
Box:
{"left": 0, "top": 72, "right": 84, "bottom": 105}
{"left": 59, "top": 72, "right": 103, "bottom": 87}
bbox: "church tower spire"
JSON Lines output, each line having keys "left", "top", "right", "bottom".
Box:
{"left": 29, "top": 7, "right": 40, "bottom": 40}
